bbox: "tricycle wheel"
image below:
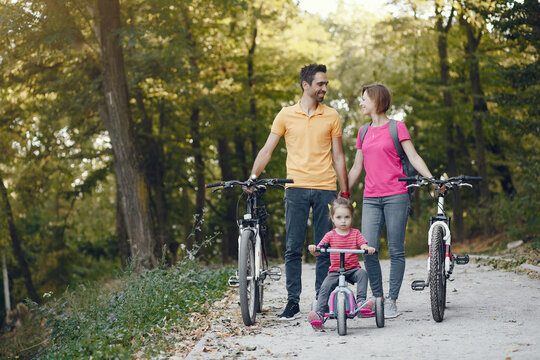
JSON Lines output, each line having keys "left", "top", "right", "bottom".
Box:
{"left": 337, "top": 292, "right": 347, "bottom": 336}
{"left": 375, "top": 297, "right": 385, "bottom": 328}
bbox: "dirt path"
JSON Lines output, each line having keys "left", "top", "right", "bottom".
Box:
{"left": 184, "top": 257, "right": 540, "bottom": 359}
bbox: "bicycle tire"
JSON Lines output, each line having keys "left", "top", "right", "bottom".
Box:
{"left": 375, "top": 297, "right": 385, "bottom": 328}
{"left": 429, "top": 225, "right": 446, "bottom": 322}
{"left": 255, "top": 239, "right": 265, "bottom": 313}
{"left": 239, "top": 230, "right": 257, "bottom": 326}
{"left": 336, "top": 292, "right": 347, "bottom": 336}
{"left": 256, "top": 281, "right": 263, "bottom": 313}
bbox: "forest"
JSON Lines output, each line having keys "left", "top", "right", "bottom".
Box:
{"left": 0, "top": 0, "right": 538, "bottom": 341}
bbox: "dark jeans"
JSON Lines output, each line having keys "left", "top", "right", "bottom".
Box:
{"left": 361, "top": 193, "right": 409, "bottom": 300}
{"left": 284, "top": 187, "right": 337, "bottom": 303}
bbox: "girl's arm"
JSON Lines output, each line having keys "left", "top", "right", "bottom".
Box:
{"left": 348, "top": 149, "right": 364, "bottom": 190}
{"left": 308, "top": 245, "right": 320, "bottom": 257}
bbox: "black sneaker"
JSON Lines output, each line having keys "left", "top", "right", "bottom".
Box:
{"left": 278, "top": 301, "right": 300, "bottom": 320}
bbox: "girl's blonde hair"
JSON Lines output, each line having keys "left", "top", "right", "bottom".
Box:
{"left": 329, "top": 197, "right": 355, "bottom": 219}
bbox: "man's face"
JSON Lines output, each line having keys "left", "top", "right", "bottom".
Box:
{"left": 303, "top": 72, "right": 328, "bottom": 103}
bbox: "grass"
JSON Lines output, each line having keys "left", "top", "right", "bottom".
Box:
{"left": 1, "top": 258, "right": 233, "bottom": 359}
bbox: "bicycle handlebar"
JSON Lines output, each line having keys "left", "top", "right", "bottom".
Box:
{"left": 205, "top": 178, "right": 294, "bottom": 189}
{"left": 398, "top": 175, "right": 482, "bottom": 185}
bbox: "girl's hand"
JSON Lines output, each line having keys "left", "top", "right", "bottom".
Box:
{"left": 361, "top": 245, "right": 376, "bottom": 255}
{"left": 308, "top": 244, "right": 318, "bottom": 256}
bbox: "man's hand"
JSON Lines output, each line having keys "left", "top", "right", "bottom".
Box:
{"left": 339, "top": 191, "right": 351, "bottom": 199}
{"left": 242, "top": 174, "right": 257, "bottom": 194}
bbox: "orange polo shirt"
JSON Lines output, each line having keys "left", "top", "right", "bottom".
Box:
{"left": 271, "top": 102, "right": 342, "bottom": 190}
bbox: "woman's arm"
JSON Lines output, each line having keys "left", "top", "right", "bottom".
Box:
{"left": 348, "top": 149, "right": 364, "bottom": 190}
{"left": 401, "top": 140, "right": 433, "bottom": 178}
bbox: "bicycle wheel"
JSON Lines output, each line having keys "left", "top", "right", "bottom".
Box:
{"left": 375, "top": 297, "right": 385, "bottom": 328}
{"left": 429, "top": 225, "right": 446, "bottom": 322}
{"left": 239, "top": 230, "right": 257, "bottom": 326}
{"left": 336, "top": 292, "right": 347, "bottom": 336}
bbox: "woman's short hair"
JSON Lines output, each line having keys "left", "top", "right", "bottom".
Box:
{"left": 362, "top": 84, "right": 391, "bottom": 114}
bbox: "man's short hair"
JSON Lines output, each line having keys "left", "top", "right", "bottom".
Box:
{"left": 361, "top": 84, "right": 392, "bottom": 114}
{"left": 300, "top": 63, "right": 327, "bottom": 91}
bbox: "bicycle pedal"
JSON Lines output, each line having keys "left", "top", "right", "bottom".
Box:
{"left": 228, "top": 276, "right": 239, "bottom": 287}
{"left": 268, "top": 266, "right": 282, "bottom": 281}
{"left": 455, "top": 254, "right": 469, "bottom": 265}
{"left": 411, "top": 280, "right": 426, "bottom": 291}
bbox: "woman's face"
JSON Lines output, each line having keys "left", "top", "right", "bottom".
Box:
{"left": 360, "top": 91, "right": 377, "bottom": 117}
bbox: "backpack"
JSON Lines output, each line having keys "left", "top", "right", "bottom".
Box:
{"left": 359, "top": 119, "right": 418, "bottom": 196}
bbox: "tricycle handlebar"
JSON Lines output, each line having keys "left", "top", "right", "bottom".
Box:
{"left": 316, "top": 247, "right": 368, "bottom": 254}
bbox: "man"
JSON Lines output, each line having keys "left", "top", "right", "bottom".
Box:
{"left": 247, "top": 63, "right": 349, "bottom": 320}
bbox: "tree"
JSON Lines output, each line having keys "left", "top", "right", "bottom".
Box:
{"left": 95, "top": 0, "right": 158, "bottom": 269}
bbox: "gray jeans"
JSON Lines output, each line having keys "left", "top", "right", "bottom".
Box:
{"left": 315, "top": 268, "right": 368, "bottom": 314}
{"left": 361, "top": 193, "right": 409, "bottom": 300}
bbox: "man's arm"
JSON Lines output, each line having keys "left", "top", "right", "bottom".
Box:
{"left": 250, "top": 132, "right": 281, "bottom": 178}
{"left": 331, "top": 136, "right": 349, "bottom": 193}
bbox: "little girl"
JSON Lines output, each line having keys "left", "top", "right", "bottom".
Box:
{"left": 307, "top": 197, "right": 376, "bottom": 330}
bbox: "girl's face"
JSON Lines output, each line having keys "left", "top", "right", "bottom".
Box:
{"left": 332, "top": 206, "right": 353, "bottom": 232}
{"left": 360, "top": 91, "right": 377, "bottom": 117}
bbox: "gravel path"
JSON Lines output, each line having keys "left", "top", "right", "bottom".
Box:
{"left": 184, "top": 256, "right": 540, "bottom": 360}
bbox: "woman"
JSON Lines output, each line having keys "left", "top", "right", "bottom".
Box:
{"left": 348, "top": 84, "right": 435, "bottom": 318}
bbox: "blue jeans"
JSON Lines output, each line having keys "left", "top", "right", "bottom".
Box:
{"left": 284, "top": 187, "right": 337, "bottom": 303}
{"left": 361, "top": 193, "right": 409, "bottom": 300}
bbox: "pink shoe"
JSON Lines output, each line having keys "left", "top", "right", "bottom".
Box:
{"left": 357, "top": 299, "right": 375, "bottom": 318}
{"left": 308, "top": 311, "right": 325, "bottom": 330}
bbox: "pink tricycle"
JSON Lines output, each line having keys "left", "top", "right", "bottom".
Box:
{"left": 315, "top": 247, "right": 384, "bottom": 335}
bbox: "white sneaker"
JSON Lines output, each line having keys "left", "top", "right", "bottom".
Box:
{"left": 384, "top": 300, "right": 402, "bottom": 319}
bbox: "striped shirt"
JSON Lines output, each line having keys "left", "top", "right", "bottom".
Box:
{"left": 317, "top": 228, "right": 367, "bottom": 274}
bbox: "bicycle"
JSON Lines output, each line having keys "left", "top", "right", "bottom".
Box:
{"left": 205, "top": 178, "right": 292, "bottom": 326}
{"left": 398, "top": 175, "right": 482, "bottom": 322}
{"left": 314, "top": 246, "right": 384, "bottom": 336}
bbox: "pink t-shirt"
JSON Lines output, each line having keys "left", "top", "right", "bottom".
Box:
{"left": 317, "top": 228, "right": 367, "bottom": 273}
{"left": 355, "top": 121, "right": 411, "bottom": 197}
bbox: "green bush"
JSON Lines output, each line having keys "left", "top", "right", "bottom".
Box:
{"left": 31, "top": 260, "right": 232, "bottom": 359}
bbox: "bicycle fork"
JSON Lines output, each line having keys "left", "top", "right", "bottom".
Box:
{"left": 228, "top": 225, "right": 282, "bottom": 287}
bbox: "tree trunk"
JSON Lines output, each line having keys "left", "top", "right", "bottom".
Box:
{"left": 436, "top": 5, "right": 465, "bottom": 242}
{"left": 134, "top": 88, "right": 178, "bottom": 264}
{"left": 116, "top": 184, "right": 131, "bottom": 269}
{"left": 248, "top": 15, "right": 259, "bottom": 160}
{"left": 0, "top": 175, "right": 40, "bottom": 304}
{"left": 460, "top": 16, "right": 515, "bottom": 197}
{"left": 217, "top": 138, "right": 238, "bottom": 263}
{"left": 2, "top": 251, "right": 11, "bottom": 316}
{"left": 96, "top": 0, "right": 157, "bottom": 270}
{"left": 180, "top": 4, "right": 206, "bottom": 252}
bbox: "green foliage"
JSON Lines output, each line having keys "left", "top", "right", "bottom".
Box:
{"left": 21, "top": 260, "right": 233, "bottom": 359}
{"left": 1, "top": 0, "right": 539, "bottom": 319}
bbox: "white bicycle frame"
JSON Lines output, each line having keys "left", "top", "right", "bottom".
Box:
{"left": 239, "top": 214, "right": 262, "bottom": 282}
{"left": 427, "top": 193, "right": 452, "bottom": 274}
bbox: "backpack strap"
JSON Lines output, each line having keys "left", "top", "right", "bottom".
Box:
{"left": 388, "top": 119, "right": 404, "bottom": 160}
{"left": 360, "top": 122, "right": 371, "bottom": 146}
